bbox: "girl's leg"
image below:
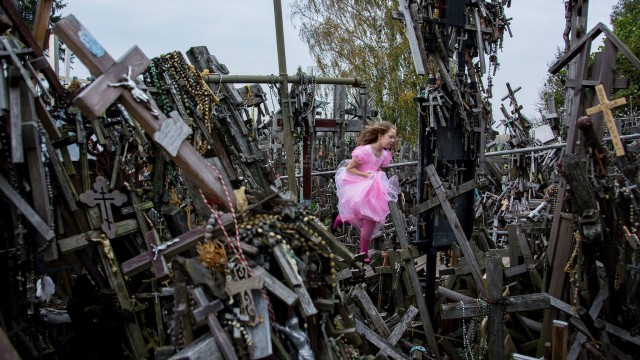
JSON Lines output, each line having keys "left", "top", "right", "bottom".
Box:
{"left": 331, "top": 212, "right": 343, "bottom": 231}
{"left": 360, "top": 219, "right": 377, "bottom": 263}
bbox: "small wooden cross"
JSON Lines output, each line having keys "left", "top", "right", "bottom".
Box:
{"left": 188, "top": 287, "right": 237, "bottom": 360}
{"left": 586, "top": 84, "right": 627, "bottom": 156}
{"left": 79, "top": 176, "right": 127, "bottom": 239}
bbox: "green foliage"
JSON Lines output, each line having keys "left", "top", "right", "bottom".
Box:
{"left": 611, "top": 0, "right": 640, "bottom": 108}
{"left": 290, "top": 0, "right": 420, "bottom": 144}
{"left": 18, "top": 0, "right": 67, "bottom": 29}
{"left": 536, "top": 47, "right": 567, "bottom": 115}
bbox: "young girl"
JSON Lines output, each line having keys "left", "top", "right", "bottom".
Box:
{"left": 333, "top": 121, "right": 400, "bottom": 263}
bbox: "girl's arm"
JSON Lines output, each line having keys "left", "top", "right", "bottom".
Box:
{"left": 346, "top": 158, "right": 373, "bottom": 178}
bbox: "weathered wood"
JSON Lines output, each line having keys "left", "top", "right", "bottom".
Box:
{"left": 567, "top": 284, "right": 609, "bottom": 360}
{"left": 53, "top": 16, "right": 236, "bottom": 211}
{"left": 426, "top": 165, "right": 486, "bottom": 297}
{"left": 32, "top": 0, "right": 53, "bottom": 50}
{"left": 605, "top": 322, "right": 640, "bottom": 346}
{"left": 252, "top": 266, "right": 298, "bottom": 306}
{"left": 95, "top": 239, "right": 147, "bottom": 359}
{"left": 294, "top": 286, "right": 318, "bottom": 318}
{"left": 388, "top": 201, "right": 440, "bottom": 359}
{"left": 0, "top": 173, "right": 55, "bottom": 241}
{"left": 272, "top": 243, "right": 302, "bottom": 287}
{"left": 375, "top": 305, "right": 418, "bottom": 358}
{"left": 355, "top": 319, "right": 409, "bottom": 360}
{"left": 552, "top": 320, "right": 568, "bottom": 360}
{"left": 487, "top": 255, "right": 504, "bottom": 360}
{"left": 352, "top": 284, "right": 390, "bottom": 338}
{"left": 398, "top": 0, "right": 427, "bottom": 74}
{"left": 120, "top": 213, "right": 232, "bottom": 276}
{"left": 23, "top": 107, "right": 57, "bottom": 260}
{"left": 58, "top": 219, "right": 138, "bottom": 253}
{"left": 410, "top": 179, "right": 477, "bottom": 215}
{"left": 189, "top": 287, "right": 236, "bottom": 360}
{"left": 8, "top": 65, "right": 22, "bottom": 163}
{"left": 441, "top": 293, "right": 550, "bottom": 319}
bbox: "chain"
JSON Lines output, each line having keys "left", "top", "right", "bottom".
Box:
{"left": 460, "top": 301, "right": 474, "bottom": 360}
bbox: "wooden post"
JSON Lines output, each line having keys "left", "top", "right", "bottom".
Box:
{"left": 32, "top": 0, "right": 54, "bottom": 50}
{"left": 552, "top": 320, "right": 568, "bottom": 360}
{"left": 53, "top": 15, "right": 235, "bottom": 211}
{"left": 487, "top": 255, "right": 504, "bottom": 360}
{"left": 426, "top": 165, "right": 486, "bottom": 297}
{"left": 388, "top": 201, "right": 440, "bottom": 359}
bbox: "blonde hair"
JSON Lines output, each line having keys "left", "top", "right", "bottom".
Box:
{"left": 357, "top": 121, "right": 395, "bottom": 146}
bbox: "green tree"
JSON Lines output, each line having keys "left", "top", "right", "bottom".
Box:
{"left": 537, "top": 1, "right": 640, "bottom": 116}
{"left": 18, "top": 0, "right": 67, "bottom": 29}
{"left": 290, "top": 0, "right": 421, "bottom": 143}
{"left": 611, "top": 0, "right": 640, "bottom": 110}
{"left": 535, "top": 47, "right": 567, "bottom": 115}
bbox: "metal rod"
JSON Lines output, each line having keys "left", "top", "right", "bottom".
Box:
{"left": 279, "top": 161, "right": 419, "bottom": 179}
{"left": 203, "top": 74, "right": 362, "bottom": 87}
{"left": 484, "top": 133, "right": 640, "bottom": 157}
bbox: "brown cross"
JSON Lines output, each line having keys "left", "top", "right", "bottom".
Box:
{"left": 53, "top": 15, "right": 235, "bottom": 211}
{"left": 586, "top": 84, "right": 627, "bottom": 156}
{"left": 79, "top": 176, "right": 127, "bottom": 239}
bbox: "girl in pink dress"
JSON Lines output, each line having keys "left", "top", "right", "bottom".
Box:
{"left": 333, "top": 121, "right": 400, "bottom": 263}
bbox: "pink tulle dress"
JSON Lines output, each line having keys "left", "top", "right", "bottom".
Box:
{"left": 335, "top": 144, "right": 401, "bottom": 236}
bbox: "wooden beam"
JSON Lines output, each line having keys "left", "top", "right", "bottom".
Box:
{"left": 32, "top": 0, "right": 53, "bottom": 50}
{"left": 426, "top": 165, "right": 486, "bottom": 297}
{"left": 389, "top": 201, "right": 441, "bottom": 358}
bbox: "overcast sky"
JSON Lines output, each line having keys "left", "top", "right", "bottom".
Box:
{"left": 60, "top": 0, "right": 619, "bottom": 124}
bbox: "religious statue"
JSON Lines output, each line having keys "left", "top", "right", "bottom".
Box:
{"left": 109, "top": 65, "right": 160, "bottom": 118}
{"left": 275, "top": 315, "right": 314, "bottom": 360}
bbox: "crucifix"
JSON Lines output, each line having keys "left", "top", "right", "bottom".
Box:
{"left": 53, "top": 15, "right": 236, "bottom": 211}
{"left": 585, "top": 84, "right": 627, "bottom": 156}
{"left": 79, "top": 176, "right": 127, "bottom": 239}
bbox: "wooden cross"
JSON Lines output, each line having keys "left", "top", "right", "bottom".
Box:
{"left": 79, "top": 176, "right": 127, "bottom": 239}
{"left": 426, "top": 165, "right": 486, "bottom": 297}
{"left": 144, "top": 229, "right": 169, "bottom": 279}
{"left": 441, "top": 256, "right": 552, "bottom": 360}
{"left": 586, "top": 84, "right": 627, "bottom": 156}
{"left": 53, "top": 15, "right": 235, "bottom": 211}
{"left": 188, "top": 287, "right": 237, "bottom": 360}
{"left": 355, "top": 307, "right": 420, "bottom": 360}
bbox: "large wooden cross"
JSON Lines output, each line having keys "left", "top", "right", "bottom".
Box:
{"left": 586, "top": 84, "right": 627, "bottom": 156}
{"left": 53, "top": 15, "right": 235, "bottom": 211}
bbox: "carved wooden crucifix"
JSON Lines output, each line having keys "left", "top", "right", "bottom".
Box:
{"left": 79, "top": 176, "right": 127, "bottom": 239}
{"left": 53, "top": 15, "right": 235, "bottom": 211}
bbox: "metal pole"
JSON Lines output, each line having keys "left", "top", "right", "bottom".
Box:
{"left": 484, "top": 133, "right": 640, "bottom": 157}
{"left": 203, "top": 74, "right": 362, "bottom": 86}
{"left": 279, "top": 161, "right": 419, "bottom": 179}
{"left": 273, "top": 0, "right": 297, "bottom": 201}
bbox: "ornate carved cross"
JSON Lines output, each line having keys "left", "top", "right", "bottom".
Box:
{"left": 79, "top": 176, "right": 126, "bottom": 238}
